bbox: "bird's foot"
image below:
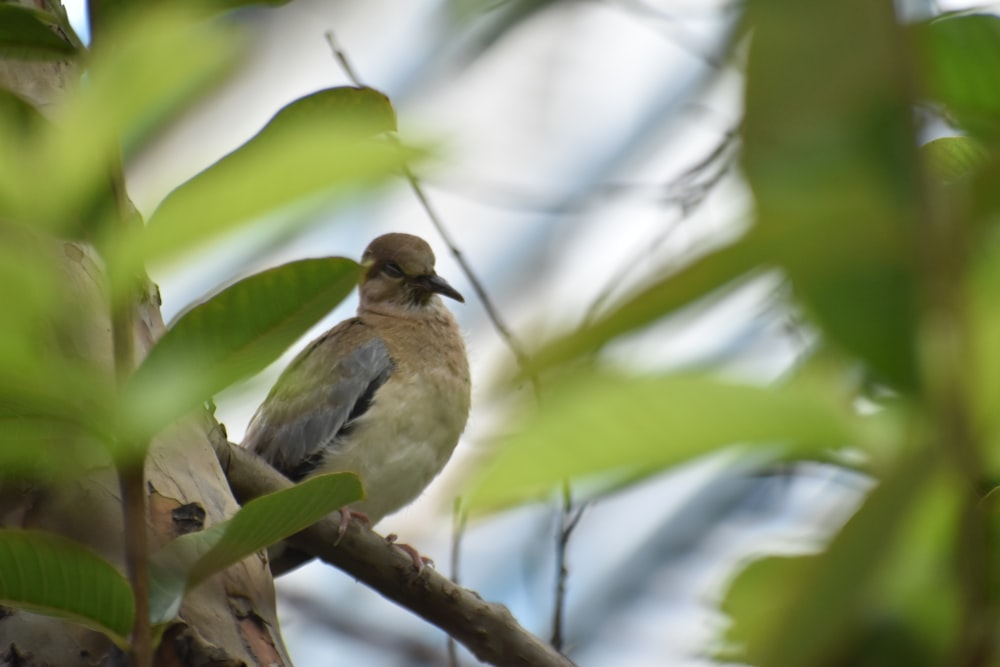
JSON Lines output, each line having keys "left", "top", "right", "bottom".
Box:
{"left": 385, "top": 533, "right": 434, "bottom": 571}
{"left": 334, "top": 507, "right": 371, "bottom": 545}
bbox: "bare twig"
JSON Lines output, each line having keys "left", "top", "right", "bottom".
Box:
{"left": 325, "top": 32, "right": 362, "bottom": 86}
{"left": 403, "top": 166, "right": 540, "bottom": 389}
{"left": 550, "top": 482, "right": 586, "bottom": 651}
{"left": 212, "top": 438, "right": 576, "bottom": 667}
{"left": 325, "top": 32, "right": 541, "bottom": 397}
{"left": 325, "top": 36, "right": 565, "bottom": 659}
{"left": 582, "top": 130, "right": 736, "bottom": 326}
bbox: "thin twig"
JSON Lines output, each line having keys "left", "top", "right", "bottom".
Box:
{"left": 550, "top": 481, "right": 587, "bottom": 651}
{"left": 108, "top": 158, "right": 152, "bottom": 667}
{"left": 325, "top": 32, "right": 362, "bottom": 86}
{"left": 402, "top": 165, "right": 541, "bottom": 392}
{"left": 581, "top": 131, "right": 736, "bottom": 326}
{"left": 325, "top": 31, "right": 542, "bottom": 397}
{"left": 327, "top": 35, "right": 568, "bottom": 656}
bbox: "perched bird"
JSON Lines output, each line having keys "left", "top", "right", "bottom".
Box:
{"left": 242, "top": 233, "right": 471, "bottom": 572}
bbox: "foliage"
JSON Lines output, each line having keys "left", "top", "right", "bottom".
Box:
{"left": 1, "top": 0, "right": 999, "bottom": 664}
{"left": 0, "top": 529, "right": 134, "bottom": 646}
{"left": 0, "top": 0, "right": 392, "bottom": 651}
{"left": 467, "top": 1, "right": 1000, "bottom": 665}
{"left": 147, "top": 472, "right": 362, "bottom": 624}
{"left": 0, "top": 474, "right": 361, "bottom": 644}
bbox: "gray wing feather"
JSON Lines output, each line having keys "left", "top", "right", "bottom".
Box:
{"left": 242, "top": 324, "right": 395, "bottom": 481}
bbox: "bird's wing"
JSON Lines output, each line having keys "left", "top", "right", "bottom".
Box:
{"left": 242, "top": 319, "right": 395, "bottom": 481}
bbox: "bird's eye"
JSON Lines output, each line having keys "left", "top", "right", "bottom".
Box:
{"left": 382, "top": 262, "right": 404, "bottom": 278}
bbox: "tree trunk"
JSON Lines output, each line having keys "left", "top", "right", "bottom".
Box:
{"left": 0, "top": 5, "right": 291, "bottom": 664}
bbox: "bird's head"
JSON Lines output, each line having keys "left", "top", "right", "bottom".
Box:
{"left": 359, "top": 233, "right": 464, "bottom": 311}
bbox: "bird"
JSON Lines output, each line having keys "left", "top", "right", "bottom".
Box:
{"left": 241, "top": 232, "right": 471, "bottom": 573}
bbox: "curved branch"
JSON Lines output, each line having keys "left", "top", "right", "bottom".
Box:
{"left": 211, "top": 437, "right": 576, "bottom": 667}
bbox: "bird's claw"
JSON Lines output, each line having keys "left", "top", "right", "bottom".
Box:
{"left": 334, "top": 507, "right": 371, "bottom": 545}
{"left": 385, "top": 533, "right": 434, "bottom": 570}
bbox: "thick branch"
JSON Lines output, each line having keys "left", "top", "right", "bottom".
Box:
{"left": 211, "top": 438, "right": 576, "bottom": 667}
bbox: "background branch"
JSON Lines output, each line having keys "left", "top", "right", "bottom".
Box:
{"left": 325, "top": 31, "right": 540, "bottom": 396}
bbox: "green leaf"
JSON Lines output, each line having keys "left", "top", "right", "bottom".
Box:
{"left": 149, "top": 472, "right": 362, "bottom": 623}
{"left": 0, "top": 529, "right": 133, "bottom": 645}
{"left": 0, "top": 408, "right": 110, "bottom": 482}
{"left": 258, "top": 86, "right": 397, "bottom": 139}
{"left": 126, "top": 87, "right": 399, "bottom": 272}
{"left": 970, "top": 235, "right": 1000, "bottom": 480}
{"left": 743, "top": 0, "right": 921, "bottom": 391}
{"left": 720, "top": 556, "right": 941, "bottom": 667}
{"left": 173, "top": 0, "right": 293, "bottom": 12}
{"left": 0, "top": 89, "right": 49, "bottom": 136}
{"left": 0, "top": 230, "right": 119, "bottom": 477}
{"left": 0, "top": 7, "right": 242, "bottom": 235}
{"left": 919, "top": 14, "right": 1000, "bottom": 143}
{"left": 525, "top": 236, "right": 764, "bottom": 375}
{"left": 122, "top": 257, "right": 362, "bottom": 442}
{"left": 467, "top": 370, "right": 867, "bottom": 512}
{"left": 0, "top": 6, "right": 77, "bottom": 60}
{"left": 721, "top": 452, "right": 947, "bottom": 667}
{"left": 82, "top": 9, "right": 243, "bottom": 159}
{"left": 920, "top": 136, "right": 991, "bottom": 184}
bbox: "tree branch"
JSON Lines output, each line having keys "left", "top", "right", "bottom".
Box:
{"left": 211, "top": 437, "right": 576, "bottom": 667}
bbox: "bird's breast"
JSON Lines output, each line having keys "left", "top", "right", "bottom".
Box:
{"left": 313, "top": 311, "right": 470, "bottom": 523}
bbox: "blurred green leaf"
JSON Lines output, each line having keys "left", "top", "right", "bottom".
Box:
{"left": 89, "top": 0, "right": 294, "bottom": 30}
{"left": 123, "top": 257, "right": 362, "bottom": 442}
{"left": 126, "top": 87, "right": 399, "bottom": 275}
{"left": 919, "top": 14, "right": 1000, "bottom": 144}
{"left": 0, "top": 529, "right": 133, "bottom": 646}
{"left": 0, "top": 6, "right": 77, "bottom": 60}
{"left": 969, "top": 234, "right": 1000, "bottom": 479}
{"left": 81, "top": 9, "right": 243, "bottom": 160}
{"left": 205, "top": 0, "right": 293, "bottom": 7}
{"left": 720, "top": 554, "right": 817, "bottom": 663}
{"left": 0, "top": 89, "right": 48, "bottom": 135}
{"left": 149, "top": 472, "right": 362, "bottom": 623}
{"left": 723, "top": 552, "right": 939, "bottom": 667}
{"left": 0, "top": 345, "right": 116, "bottom": 477}
{"left": 259, "top": 86, "right": 396, "bottom": 139}
{"left": 0, "top": 387, "right": 111, "bottom": 480}
{"left": 743, "top": 0, "right": 921, "bottom": 391}
{"left": 0, "top": 7, "right": 242, "bottom": 235}
{"left": 468, "top": 370, "right": 868, "bottom": 512}
{"left": 0, "top": 233, "right": 115, "bottom": 474}
{"left": 525, "top": 236, "right": 764, "bottom": 375}
{"left": 721, "top": 453, "right": 955, "bottom": 667}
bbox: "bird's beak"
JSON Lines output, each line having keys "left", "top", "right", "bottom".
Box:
{"left": 416, "top": 273, "right": 464, "bottom": 303}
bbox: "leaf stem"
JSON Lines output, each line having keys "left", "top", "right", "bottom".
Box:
{"left": 108, "top": 152, "right": 153, "bottom": 666}
{"left": 118, "top": 460, "right": 152, "bottom": 666}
